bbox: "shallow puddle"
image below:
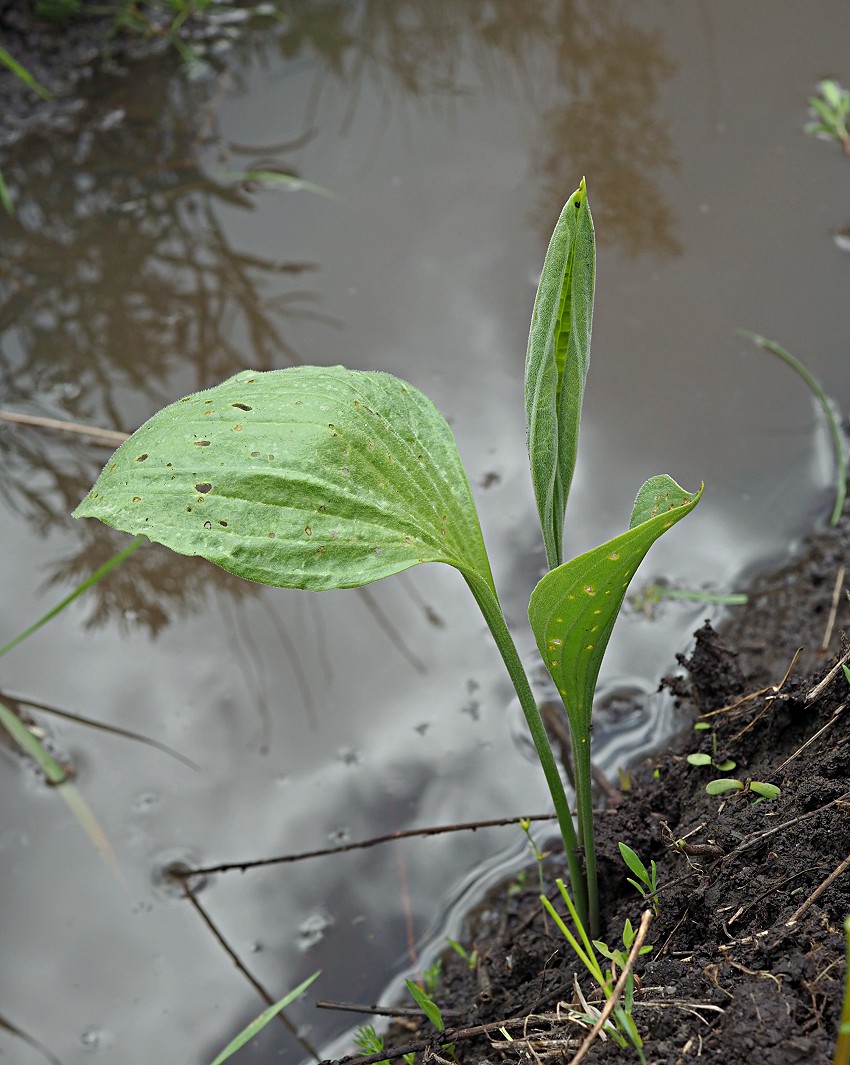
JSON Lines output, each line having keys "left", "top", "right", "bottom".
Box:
{"left": 1, "top": 3, "right": 849, "bottom": 1063}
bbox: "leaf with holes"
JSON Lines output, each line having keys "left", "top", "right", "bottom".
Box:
{"left": 528, "top": 475, "right": 702, "bottom": 741}
{"left": 525, "top": 178, "right": 595, "bottom": 570}
{"left": 74, "top": 367, "right": 496, "bottom": 595}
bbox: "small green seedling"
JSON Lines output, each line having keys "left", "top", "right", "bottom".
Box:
{"left": 618, "top": 843, "right": 659, "bottom": 916}
{"left": 705, "top": 778, "right": 781, "bottom": 801}
{"left": 686, "top": 724, "right": 736, "bottom": 773}
{"left": 353, "top": 1023, "right": 415, "bottom": 1065}
{"left": 405, "top": 979, "right": 455, "bottom": 1058}
{"left": 447, "top": 938, "right": 478, "bottom": 971}
{"left": 74, "top": 181, "right": 703, "bottom": 937}
{"left": 806, "top": 79, "right": 850, "bottom": 157}
{"left": 843, "top": 664, "right": 850, "bottom": 688}
{"left": 834, "top": 916, "right": 850, "bottom": 1065}
{"left": 541, "top": 879, "right": 647, "bottom": 1062}
{"left": 421, "top": 959, "right": 441, "bottom": 997}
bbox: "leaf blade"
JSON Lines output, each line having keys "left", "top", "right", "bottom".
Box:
{"left": 207, "top": 972, "right": 320, "bottom": 1065}
{"left": 528, "top": 476, "right": 702, "bottom": 741}
{"left": 525, "top": 180, "right": 595, "bottom": 569}
{"left": 74, "top": 367, "right": 495, "bottom": 595}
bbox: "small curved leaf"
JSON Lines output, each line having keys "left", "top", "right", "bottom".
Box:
{"left": 74, "top": 367, "right": 495, "bottom": 595}
{"left": 525, "top": 179, "right": 595, "bottom": 569}
{"left": 686, "top": 753, "right": 712, "bottom": 767}
{"left": 528, "top": 476, "right": 702, "bottom": 740}
{"left": 706, "top": 778, "right": 744, "bottom": 795}
{"left": 749, "top": 781, "right": 781, "bottom": 800}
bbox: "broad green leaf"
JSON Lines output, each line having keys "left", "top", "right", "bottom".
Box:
{"left": 686, "top": 753, "right": 712, "bottom": 767}
{"left": 207, "top": 971, "right": 320, "bottom": 1065}
{"left": 74, "top": 367, "right": 495, "bottom": 595}
{"left": 528, "top": 475, "right": 702, "bottom": 740}
{"left": 405, "top": 979, "right": 445, "bottom": 1031}
{"left": 525, "top": 179, "right": 595, "bottom": 570}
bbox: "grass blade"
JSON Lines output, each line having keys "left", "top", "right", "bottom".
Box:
{"left": 0, "top": 536, "right": 146, "bottom": 659}
{"left": 207, "top": 972, "right": 320, "bottom": 1065}
{"left": 0, "top": 47, "right": 52, "bottom": 100}
{"left": 740, "top": 330, "right": 847, "bottom": 526}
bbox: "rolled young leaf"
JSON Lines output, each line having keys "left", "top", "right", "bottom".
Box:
{"left": 525, "top": 179, "right": 595, "bottom": 570}
{"left": 74, "top": 366, "right": 496, "bottom": 595}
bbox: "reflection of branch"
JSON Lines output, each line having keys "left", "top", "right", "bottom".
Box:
{"left": 0, "top": 409, "right": 127, "bottom": 445}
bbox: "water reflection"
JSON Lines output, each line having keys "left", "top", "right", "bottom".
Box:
{"left": 0, "top": 0, "right": 680, "bottom": 637}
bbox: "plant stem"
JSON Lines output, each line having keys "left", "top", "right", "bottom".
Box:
{"left": 463, "top": 573, "right": 587, "bottom": 928}
{"left": 834, "top": 916, "right": 850, "bottom": 1065}
{"left": 571, "top": 732, "right": 599, "bottom": 938}
{"left": 0, "top": 535, "right": 145, "bottom": 659}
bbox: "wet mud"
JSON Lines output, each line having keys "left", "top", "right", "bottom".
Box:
{"left": 355, "top": 509, "right": 850, "bottom": 1064}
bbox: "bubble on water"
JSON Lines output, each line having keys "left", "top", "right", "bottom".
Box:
{"left": 80, "top": 1027, "right": 113, "bottom": 1051}
{"left": 132, "top": 791, "right": 159, "bottom": 814}
{"left": 297, "top": 909, "right": 334, "bottom": 952}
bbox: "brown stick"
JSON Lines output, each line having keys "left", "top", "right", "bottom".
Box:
{"left": 806, "top": 648, "right": 850, "bottom": 703}
{"left": 786, "top": 852, "right": 850, "bottom": 925}
{"left": 169, "top": 813, "right": 559, "bottom": 878}
{"left": 0, "top": 409, "right": 129, "bottom": 446}
{"left": 724, "top": 790, "right": 850, "bottom": 862}
{"left": 821, "top": 566, "right": 846, "bottom": 652}
{"left": 567, "top": 910, "right": 653, "bottom": 1065}
{"left": 180, "top": 877, "right": 321, "bottom": 1061}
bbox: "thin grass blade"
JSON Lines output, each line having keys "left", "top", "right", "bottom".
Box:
{"left": 740, "top": 330, "right": 846, "bottom": 526}
{"left": 207, "top": 972, "right": 320, "bottom": 1065}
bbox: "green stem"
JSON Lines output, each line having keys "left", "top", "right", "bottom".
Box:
{"left": 571, "top": 731, "right": 599, "bottom": 938}
{"left": 740, "top": 330, "right": 847, "bottom": 527}
{"left": 463, "top": 572, "right": 587, "bottom": 928}
{"left": 0, "top": 535, "right": 146, "bottom": 659}
{"left": 835, "top": 916, "right": 850, "bottom": 1065}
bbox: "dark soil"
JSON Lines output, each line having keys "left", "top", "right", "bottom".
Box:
{"left": 334, "top": 511, "right": 850, "bottom": 1065}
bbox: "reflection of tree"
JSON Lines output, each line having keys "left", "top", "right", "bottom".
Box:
{"left": 0, "top": 0, "right": 681, "bottom": 633}
{"left": 265, "top": 0, "right": 680, "bottom": 255}
{"left": 530, "top": 7, "right": 681, "bottom": 258}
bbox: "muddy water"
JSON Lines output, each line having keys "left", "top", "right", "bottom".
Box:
{"left": 1, "top": 3, "right": 849, "bottom": 1063}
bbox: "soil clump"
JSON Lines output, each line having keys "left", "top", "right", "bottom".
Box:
{"left": 338, "top": 512, "right": 850, "bottom": 1064}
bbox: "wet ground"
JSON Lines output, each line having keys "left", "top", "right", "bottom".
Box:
{"left": 377, "top": 509, "right": 850, "bottom": 1063}
{"left": 2, "top": 3, "right": 850, "bottom": 1064}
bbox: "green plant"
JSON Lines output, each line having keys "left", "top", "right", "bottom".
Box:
{"left": 806, "top": 79, "right": 850, "bottom": 157}
{"left": 405, "top": 979, "right": 454, "bottom": 1058}
{"left": 843, "top": 664, "right": 850, "bottom": 688}
{"left": 353, "top": 1022, "right": 415, "bottom": 1065}
{"left": 740, "top": 330, "right": 847, "bottom": 527}
{"left": 0, "top": 47, "right": 52, "bottom": 215}
{"left": 519, "top": 816, "right": 550, "bottom": 900}
{"left": 705, "top": 778, "right": 781, "bottom": 801}
{"left": 541, "top": 879, "right": 648, "bottom": 1062}
{"left": 834, "top": 916, "right": 850, "bottom": 1065}
{"left": 618, "top": 843, "right": 659, "bottom": 916}
{"left": 686, "top": 724, "right": 736, "bottom": 774}
{"left": 73, "top": 181, "right": 702, "bottom": 936}
{"left": 207, "top": 970, "right": 320, "bottom": 1065}
{"left": 422, "top": 959, "right": 442, "bottom": 996}
{"left": 446, "top": 938, "right": 478, "bottom": 971}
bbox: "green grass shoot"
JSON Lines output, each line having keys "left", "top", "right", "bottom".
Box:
{"left": 207, "top": 971, "right": 320, "bottom": 1065}
{"left": 740, "top": 330, "right": 847, "bottom": 527}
